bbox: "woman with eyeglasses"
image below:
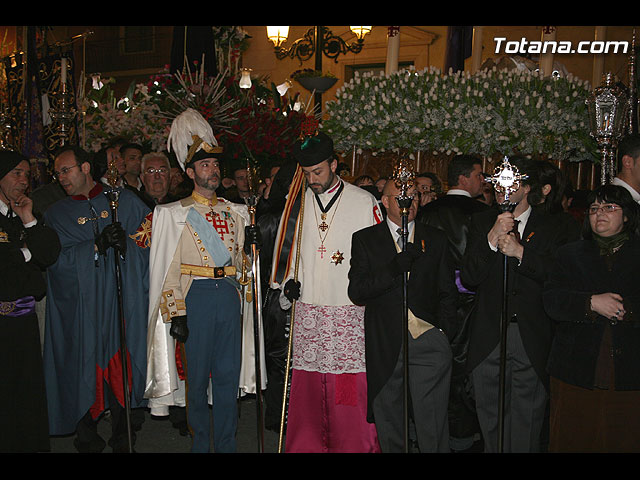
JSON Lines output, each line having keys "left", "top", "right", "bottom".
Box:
{"left": 543, "top": 183, "right": 640, "bottom": 452}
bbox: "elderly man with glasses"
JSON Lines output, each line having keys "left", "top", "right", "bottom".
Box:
{"left": 135, "top": 152, "right": 178, "bottom": 209}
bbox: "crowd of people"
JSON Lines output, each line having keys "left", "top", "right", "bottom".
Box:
{"left": 2, "top": 122, "right": 640, "bottom": 454}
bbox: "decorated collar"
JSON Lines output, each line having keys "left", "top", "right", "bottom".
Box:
{"left": 191, "top": 190, "right": 218, "bottom": 207}
{"left": 71, "top": 182, "right": 103, "bottom": 201}
{"left": 315, "top": 178, "right": 344, "bottom": 213}
{"left": 325, "top": 178, "right": 342, "bottom": 195}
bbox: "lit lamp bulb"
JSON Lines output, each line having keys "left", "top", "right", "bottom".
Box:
{"left": 239, "top": 68, "right": 252, "bottom": 89}
{"left": 267, "top": 26, "right": 289, "bottom": 47}
{"left": 276, "top": 79, "right": 292, "bottom": 96}
{"left": 350, "top": 26, "right": 372, "bottom": 40}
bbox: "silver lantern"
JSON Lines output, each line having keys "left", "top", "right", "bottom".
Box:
{"left": 586, "top": 72, "right": 630, "bottom": 185}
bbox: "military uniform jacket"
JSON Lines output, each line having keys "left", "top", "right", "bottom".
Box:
{"left": 145, "top": 192, "right": 249, "bottom": 401}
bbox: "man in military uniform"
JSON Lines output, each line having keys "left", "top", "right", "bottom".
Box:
{"left": 145, "top": 109, "right": 259, "bottom": 453}
{"left": 0, "top": 151, "right": 61, "bottom": 452}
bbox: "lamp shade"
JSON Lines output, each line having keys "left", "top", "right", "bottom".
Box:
{"left": 276, "top": 79, "right": 292, "bottom": 96}
{"left": 267, "top": 26, "right": 289, "bottom": 47}
{"left": 350, "top": 26, "right": 372, "bottom": 40}
{"left": 239, "top": 68, "right": 252, "bottom": 89}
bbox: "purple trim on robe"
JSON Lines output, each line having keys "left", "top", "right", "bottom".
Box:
{"left": 455, "top": 269, "right": 475, "bottom": 295}
{"left": 0, "top": 296, "right": 36, "bottom": 317}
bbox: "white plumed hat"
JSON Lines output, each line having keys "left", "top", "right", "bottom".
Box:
{"left": 167, "top": 108, "right": 223, "bottom": 170}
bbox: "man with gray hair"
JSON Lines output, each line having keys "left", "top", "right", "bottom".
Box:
{"left": 136, "top": 152, "right": 176, "bottom": 209}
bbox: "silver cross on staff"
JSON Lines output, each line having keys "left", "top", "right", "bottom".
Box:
{"left": 489, "top": 156, "right": 529, "bottom": 454}
{"left": 392, "top": 158, "right": 416, "bottom": 214}
{"left": 489, "top": 156, "right": 528, "bottom": 208}
{"left": 390, "top": 157, "right": 415, "bottom": 453}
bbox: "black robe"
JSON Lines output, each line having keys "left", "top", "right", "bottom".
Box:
{"left": 0, "top": 207, "right": 61, "bottom": 452}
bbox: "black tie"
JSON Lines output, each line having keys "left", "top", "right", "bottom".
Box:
{"left": 512, "top": 219, "right": 521, "bottom": 241}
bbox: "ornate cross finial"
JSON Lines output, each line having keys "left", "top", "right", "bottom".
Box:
{"left": 391, "top": 157, "right": 416, "bottom": 215}
{"left": 489, "top": 156, "right": 528, "bottom": 203}
{"left": 392, "top": 158, "right": 415, "bottom": 195}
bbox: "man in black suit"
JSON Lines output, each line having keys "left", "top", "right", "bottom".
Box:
{"left": 348, "top": 179, "right": 458, "bottom": 453}
{"left": 417, "top": 154, "right": 488, "bottom": 451}
{"left": 461, "top": 157, "right": 568, "bottom": 452}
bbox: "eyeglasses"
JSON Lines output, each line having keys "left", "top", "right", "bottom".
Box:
{"left": 588, "top": 204, "right": 622, "bottom": 215}
{"left": 52, "top": 164, "right": 80, "bottom": 179}
{"left": 143, "top": 167, "right": 169, "bottom": 176}
{"left": 387, "top": 194, "right": 420, "bottom": 202}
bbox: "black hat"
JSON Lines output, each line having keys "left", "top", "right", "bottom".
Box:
{"left": 292, "top": 132, "right": 334, "bottom": 167}
{"left": 187, "top": 147, "right": 223, "bottom": 168}
{"left": 0, "top": 150, "right": 28, "bottom": 180}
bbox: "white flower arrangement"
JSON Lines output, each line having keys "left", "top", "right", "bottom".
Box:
{"left": 79, "top": 80, "right": 169, "bottom": 153}
{"left": 323, "top": 66, "right": 598, "bottom": 163}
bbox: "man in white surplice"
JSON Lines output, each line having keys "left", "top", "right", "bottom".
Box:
{"left": 271, "top": 131, "right": 383, "bottom": 452}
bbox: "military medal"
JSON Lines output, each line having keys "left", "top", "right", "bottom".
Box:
{"left": 330, "top": 250, "right": 344, "bottom": 265}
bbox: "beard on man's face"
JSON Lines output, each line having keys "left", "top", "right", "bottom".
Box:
{"left": 194, "top": 171, "right": 220, "bottom": 191}
{"left": 308, "top": 172, "right": 336, "bottom": 194}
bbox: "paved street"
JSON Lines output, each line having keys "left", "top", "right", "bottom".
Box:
{"left": 47, "top": 395, "right": 281, "bottom": 454}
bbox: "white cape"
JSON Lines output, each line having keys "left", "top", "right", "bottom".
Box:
{"left": 144, "top": 198, "right": 266, "bottom": 414}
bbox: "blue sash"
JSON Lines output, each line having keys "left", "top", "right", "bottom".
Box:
{"left": 187, "top": 207, "right": 232, "bottom": 267}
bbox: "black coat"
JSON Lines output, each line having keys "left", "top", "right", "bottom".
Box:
{"left": 416, "top": 193, "right": 490, "bottom": 438}
{"left": 417, "top": 193, "right": 489, "bottom": 268}
{"left": 461, "top": 205, "right": 570, "bottom": 388}
{"left": 0, "top": 213, "right": 61, "bottom": 302}
{"left": 543, "top": 235, "right": 640, "bottom": 391}
{"left": 133, "top": 188, "right": 179, "bottom": 210}
{"left": 348, "top": 221, "right": 458, "bottom": 421}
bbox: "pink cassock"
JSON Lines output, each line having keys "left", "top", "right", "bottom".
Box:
{"left": 284, "top": 369, "right": 381, "bottom": 453}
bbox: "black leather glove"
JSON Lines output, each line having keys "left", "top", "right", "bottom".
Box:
{"left": 244, "top": 225, "right": 262, "bottom": 254}
{"left": 95, "top": 222, "right": 127, "bottom": 257}
{"left": 283, "top": 279, "right": 301, "bottom": 302}
{"left": 389, "top": 242, "right": 422, "bottom": 276}
{"left": 170, "top": 315, "right": 189, "bottom": 343}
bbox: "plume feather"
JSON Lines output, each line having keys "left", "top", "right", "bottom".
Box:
{"left": 167, "top": 108, "right": 218, "bottom": 169}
